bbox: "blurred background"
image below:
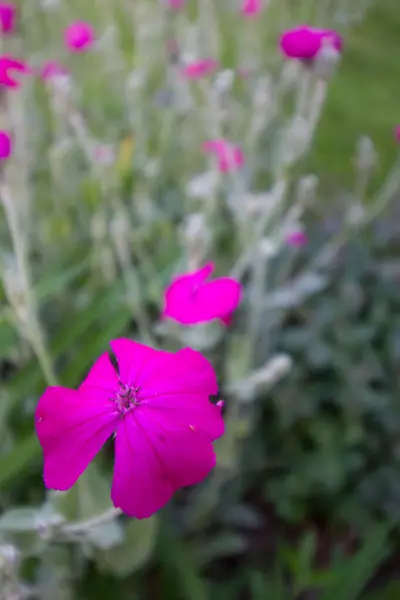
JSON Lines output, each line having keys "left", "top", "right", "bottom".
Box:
{"left": 1, "top": 0, "right": 400, "bottom": 598}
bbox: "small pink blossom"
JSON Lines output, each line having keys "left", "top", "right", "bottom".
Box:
{"left": 93, "top": 144, "right": 115, "bottom": 166}
{"left": 166, "top": 0, "right": 186, "bottom": 8}
{"left": 0, "top": 130, "right": 11, "bottom": 159}
{"left": 394, "top": 125, "right": 400, "bottom": 143}
{"left": 0, "top": 55, "right": 30, "bottom": 88}
{"left": 280, "top": 25, "right": 343, "bottom": 61}
{"left": 64, "top": 21, "right": 95, "bottom": 52}
{"left": 0, "top": 2, "right": 16, "bottom": 33}
{"left": 162, "top": 262, "right": 242, "bottom": 326}
{"left": 241, "top": 0, "right": 263, "bottom": 16}
{"left": 35, "top": 339, "right": 224, "bottom": 519}
{"left": 202, "top": 139, "right": 245, "bottom": 173}
{"left": 286, "top": 230, "right": 308, "bottom": 247}
{"left": 40, "top": 61, "right": 68, "bottom": 81}
{"left": 181, "top": 59, "right": 218, "bottom": 80}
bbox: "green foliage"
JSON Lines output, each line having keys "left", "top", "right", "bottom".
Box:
{"left": 1, "top": 0, "right": 399, "bottom": 598}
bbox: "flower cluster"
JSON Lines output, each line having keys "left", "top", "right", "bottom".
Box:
{"left": 0, "top": 1, "right": 347, "bottom": 519}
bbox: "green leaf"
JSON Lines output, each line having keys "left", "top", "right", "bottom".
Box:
{"left": 0, "top": 507, "right": 44, "bottom": 532}
{"left": 319, "top": 523, "right": 392, "bottom": 600}
{"left": 96, "top": 516, "right": 158, "bottom": 577}
{"left": 0, "top": 434, "right": 40, "bottom": 489}
{"left": 157, "top": 522, "right": 209, "bottom": 600}
{"left": 362, "top": 582, "right": 400, "bottom": 600}
{"left": 87, "top": 521, "right": 124, "bottom": 550}
{"left": 194, "top": 533, "right": 248, "bottom": 565}
{"left": 50, "top": 462, "right": 113, "bottom": 522}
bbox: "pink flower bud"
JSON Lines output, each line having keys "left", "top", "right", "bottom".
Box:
{"left": 0, "top": 130, "right": 12, "bottom": 159}
{"left": 0, "top": 2, "right": 16, "bottom": 34}
{"left": 241, "top": 0, "right": 263, "bottom": 16}
{"left": 202, "top": 139, "right": 245, "bottom": 173}
{"left": 181, "top": 59, "right": 218, "bottom": 79}
{"left": 40, "top": 61, "right": 68, "bottom": 81}
{"left": 64, "top": 21, "right": 95, "bottom": 53}
{"left": 0, "top": 55, "right": 30, "bottom": 88}
{"left": 286, "top": 230, "right": 308, "bottom": 247}
{"left": 166, "top": 0, "right": 186, "bottom": 8}
{"left": 280, "top": 25, "right": 342, "bottom": 61}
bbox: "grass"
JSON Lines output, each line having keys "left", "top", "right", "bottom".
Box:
{"left": 312, "top": 0, "right": 400, "bottom": 186}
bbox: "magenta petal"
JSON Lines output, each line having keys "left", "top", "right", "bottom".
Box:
{"left": 79, "top": 352, "right": 119, "bottom": 394}
{"left": 138, "top": 408, "right": 216, "bottom": 488}
{"left": 35, "top": 387, "right": 119, "bottom": 490}
{"left": 164, "top": 277, "right": 241, "bottom": 324}
{"left": 140, "top": 347, "right": 218, "bottom": 397}
{"left": 138, "top": 348, "right": 223, "bottom": 440}
{"left": 111, "top": 412, "right": 175, "bottom": 519}
{"left": 194, "top": 278, "right": 241, "bottom": 321}
{"left": 109, "top": 338, "right": 169, "bottom": 387}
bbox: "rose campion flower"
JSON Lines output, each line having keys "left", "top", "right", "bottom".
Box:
{"left": 40, "top": 60, "right": 68, "bottom": 81}
{"left": 0, "top": 2, "right": 16, "bottom": 33}
{"left": 241, "top": 0, "right": 263, "bottom": 16}
{"left": 280, "top": 25, "right": 342, "bottom": 61}
{"left": 0, "top": 130, "right": 11, "bottom": 159}
{"left": 162, "top": 262, "right": 242, "bottom": 326}
{"left": 181, "top": 59, "right": 218, "bottom": 80}
{"left": 64, "top": 21, "right": 95, "bottom": 52}
{"left": 202, "top": 139, "right": 245, "bottom": 173}
{"left": 35, "top": 338, "right": 224, "bottom": 519}
{"left": 0, "top": 55, "right": 29, "bottom": 88}
{"left": 394, "top": 125, "right": 400, "bottom": 143}
{"left": 286, "top": 230, "right": 308, "bottom": 247}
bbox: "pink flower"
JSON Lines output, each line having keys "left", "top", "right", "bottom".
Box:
{"left": 35, "top": 339, "right": 224, "bottom": 519}
{"left": 0, "top": 130, "right": 11, "bottom": 159}
{"left": 394, "top": 125, "right": 400, "bottom": 143}
{"left": 286, "top": 230, "right": 308, "bottom": 247}
{"left": 64, "top": 21, "right": 95, "bottom": 52}
{"left": 40, "top": 61, "right": 68, "bottom": 81}
{"left": 162, "top": 262, "right": 242, "bottom": 326}
{"left": 0, "top": 55, "right": 30, "bottom": 88}
{"left": 166, "top": 0, "right": 186, "bottom": 8}
{"left": 181, "top": 59, "right": 218, "bottom": 79}
{"left": 202, "top": 139, "right": 245, "bottom": 173}
{"left": 280, "top": 25, "right": 343, "bottom": 60}
{"left": 0, "top": 2, "right": 16, "bottom": 33}
{"left": 241, "top": 0, "right": 263, "bottom": 16}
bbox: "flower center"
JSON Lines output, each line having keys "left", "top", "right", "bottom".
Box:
{"left": 114, "top": 384, "right": 140, "bottom": 415}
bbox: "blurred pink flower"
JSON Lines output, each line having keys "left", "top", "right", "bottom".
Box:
{"left": 0, "top": 130, "right": 11, "bottom": 159}
{"left": 167, "top": 0, "right": 186, "bottom": 8}
{"left": 64, "top": 21, "right": 95, "bottom": 52}
{"left": 162, "top": 262, "right": 242, "bottom": 326}
{"left": 241, "top": 0, "right": 263, "bottom": 16}
{"left": 280, "top": 25, "right": 343, "bottom": 60}
{"left": 40, "top": 61, "right": 68, "bottom": 81}
{"left": 0, "top": 55, "right": 30, "bottom": 88}
{"left": 181, "top": 58, "right": 218, "bottom": 79}
{"left": 35, "top": 338, "right": 224, "bottom": 519}
{"left": 286, "top": 230, "right": 308, "bottom": 247}
{"left": 394, "top": 125, "right": 400, "bottom": 143}
{"left": 0, "top": 2, "right": 16, "bottom": 33}
{"left": 202, "top": 139, "right": 245, "bottom": 173}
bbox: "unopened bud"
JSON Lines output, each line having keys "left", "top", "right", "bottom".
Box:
{"left": 181, "top": 212, "right": 210, "bottom": 268}
{"left": 0, "top": 544, "right": 20, "bottom": 577}
{"left": 355, "top": 135, "right": 376, "bottom": 173}
{"left": 214, "top": 69, "right": 235, "bottom": 94}
{"left": 313, "top": 42, "right": 341, "bottom": 79}
{"left": 280, "top": 116, "right": 309, "bottom": 166}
